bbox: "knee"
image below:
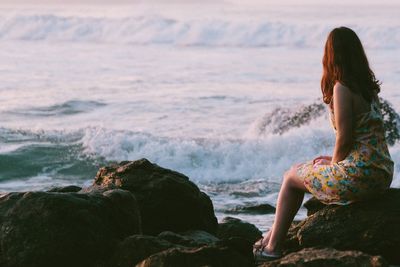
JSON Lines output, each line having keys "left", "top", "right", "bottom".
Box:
{"left": 283, "top": 165, "right": 299, "bottom": 185}
{"left": 283, "top": 170, "right": 292, "bottom": 185}
{"left": 283, "top": 169, "right": 290, "bottom": 182}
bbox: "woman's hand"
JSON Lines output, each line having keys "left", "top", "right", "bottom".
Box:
{"left": 313, "top": 155, "right": 332, "bottom": 163}
{"left": 312, "top": 155, "right": 332, "bottom": 166}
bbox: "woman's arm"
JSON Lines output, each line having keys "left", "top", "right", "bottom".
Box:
{"left": 331, "top": 83, "right": 354, "bottom": 163}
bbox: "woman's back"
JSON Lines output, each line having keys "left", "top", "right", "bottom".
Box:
{"left": 328, "top": 91, "right": 394, "bottom": 195}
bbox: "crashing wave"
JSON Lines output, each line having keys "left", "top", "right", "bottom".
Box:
{"left": 0, "top": 13, "right": 398, "bottom": 48}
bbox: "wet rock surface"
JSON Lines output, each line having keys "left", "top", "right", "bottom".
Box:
{"left": 226, "top": 203, "right": 276, "bottom": 215}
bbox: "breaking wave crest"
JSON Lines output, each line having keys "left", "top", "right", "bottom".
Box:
{"left": 0, "top": 13, "right": 399, "bottom": 48}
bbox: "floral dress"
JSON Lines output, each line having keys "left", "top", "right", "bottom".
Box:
{"left": 296, "top": 98, "right": 394, "bottom": 205}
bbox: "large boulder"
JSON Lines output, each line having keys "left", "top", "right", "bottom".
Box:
{"left": 284, "top": 188, "right": 400, "bottom": 264}
{"left": 88, "top": 158, "right": 218, "bottom": 235}
{"left": 260, "top": 247, "right": 387, "bottom": 267}
{"left": 0, "top": 189, "right": 141, "bottom": 267}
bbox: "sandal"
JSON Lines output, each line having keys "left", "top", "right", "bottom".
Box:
{"left": 253, "top": 244, "right": 282, "bottom": 262}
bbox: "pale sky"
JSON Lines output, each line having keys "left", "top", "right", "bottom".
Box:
{"left": 0, "top": 0, "right": 399, "bottom": 5}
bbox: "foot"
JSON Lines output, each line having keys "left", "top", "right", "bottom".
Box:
{"left": 253, "top": 230, "right": 272, "bottom": 250}
{"left": 253, "top": 245, "right": 282, "bottom": 262}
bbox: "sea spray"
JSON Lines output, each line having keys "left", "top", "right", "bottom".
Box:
{"left": 380, "top": 98, "right": 400, "bottom": 146}
{"left": 249, "top": 97, "right": 400, "bottom": 145}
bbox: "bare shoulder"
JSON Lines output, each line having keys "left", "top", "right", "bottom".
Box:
{"left": 333, "top": 81, "right": 352, "bottom": 97}
{"left": 332, "top": 81, "right": 353, "bottom": 113}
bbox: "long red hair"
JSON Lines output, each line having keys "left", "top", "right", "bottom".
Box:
{"left": 321, "top": 27, "right": 380, "bottom": 105}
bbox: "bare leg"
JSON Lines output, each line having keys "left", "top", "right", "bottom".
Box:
{"left": 265, "top": 164, "right": 309, "bottom": 254}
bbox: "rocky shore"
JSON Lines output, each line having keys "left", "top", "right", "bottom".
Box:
{"left": 0, "top": 158, "right": 399, "bottom": 267}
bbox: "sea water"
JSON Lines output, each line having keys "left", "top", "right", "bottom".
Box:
{"left": 0, "top": 0, "right": 399, "bottom": 231}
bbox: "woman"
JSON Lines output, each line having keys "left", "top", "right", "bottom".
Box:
{"left": 253, "top": 27, "right": 394, "bottom": 260}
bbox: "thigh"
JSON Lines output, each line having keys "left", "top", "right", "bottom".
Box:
{"left": 285, "top": 163, "right": 310, "bottom": 193}
{"left": 298, "top": 161, "right": 352, "bottom": 204}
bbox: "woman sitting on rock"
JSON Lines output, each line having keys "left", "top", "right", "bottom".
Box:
{"left": 253, "top": 26, "right": 394, "bottom": 260}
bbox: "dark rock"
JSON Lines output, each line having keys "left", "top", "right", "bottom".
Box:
{"left": 136, "top": 237, "right": 254, "bottom": 267}
{"left": 180, "top": 230, "right": 220, "bottom": 245}
{"left": 87, "top": 158, "right": 218, "bottom": 235}
{"left": 284, "top": 188, "right": 400, "bottom": 264}
{"left": 260, "top": 247, "right": 388, "bottom": 267}
{"left": 111, "top": 235, "right": 177, "bottom": 267}
{"left": 158, "top": 230, "right": 219, "bottom": 247}
{"left": 227, "top": 203, "right": 276, "bottom": 215}
{"left": 112, "top": 231, "right": 220, "bottom": 267}
{"left": 280, "top": 221, "right": 303, "bottom": 253}
{"left": 47, "top": 185, "right": 82, "bottom": 193}
{"left": 0, "top": 189, "right": 141, "bottom": 267}
{"left": 158, "top": 231, "right": 202, "bottom": 247}
{"left": 217, "top": 237, "right": 254, "bottom": 264}
{"left": 303, "top": 197, "right": 328, "bottom": 216}
{"left": 217, "top": 217, "right": 262, "bottom": 244}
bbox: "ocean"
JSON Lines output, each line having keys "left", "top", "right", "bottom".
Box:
{"left": 0, "top": 1, "right": 399, "bottom": 231}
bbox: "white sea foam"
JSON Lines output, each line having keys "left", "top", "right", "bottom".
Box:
{"left": 0, "top": 11, "right": 398, "bottom": 48}
{"left": 3, "top": 118, "right": 396, "bottom": 188}
{"left": 79, "top": 119, "right": 400, "bottom": 187}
